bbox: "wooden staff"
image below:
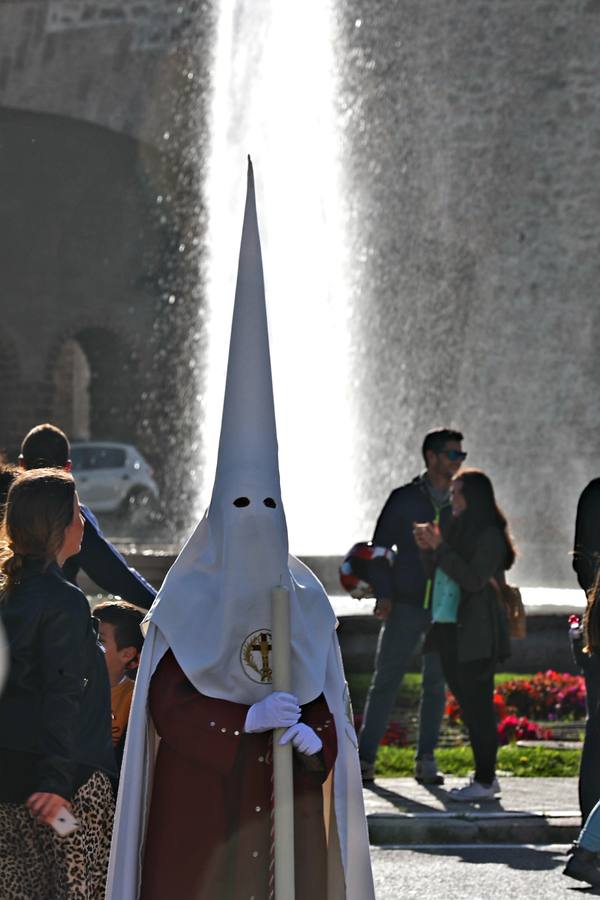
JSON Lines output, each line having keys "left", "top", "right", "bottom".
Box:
{"left": 271, "top": 585, "right": 295, "bottom": 899}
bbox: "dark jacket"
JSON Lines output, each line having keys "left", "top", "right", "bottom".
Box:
{"left": 62, "top": 505, "right": 156, "bottom": 609}
{"left": 573, "top": 479, "right": 600, "bottom": 593}
{"left": 0, "top": 562, "right": 115, "bottom": 801}
{"left": 570, "top": 629, "right": 600, "bottom": 719}
{"left": 369, "top": 474, "right": 452, "bottom": 608}
{"left": 433, "top": 525, "right": 511, "bottom": 664}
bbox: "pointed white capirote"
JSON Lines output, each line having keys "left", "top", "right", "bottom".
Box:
{"left": 145, "top": 158, "right": 336, "bottom": 706}
{"left": 213, "top": 157, "right": 280, "bottom": 490}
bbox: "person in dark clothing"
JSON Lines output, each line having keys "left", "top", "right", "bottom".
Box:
{"left": 0, "top": 468, "right": 115, "bottom": 900}
{"left": 358, "top": 427, "right": 466, "bottom": 784}
{"left": 416, "top": 468, "right": 514, "bottom": 802}
{"left": 564, "top": 577, "right": 600, "bottom": 885}
{"left": 62, "top": 504, "right": 155, "bottom": 609}
{"left": 570, "top": 479, "right": 600, "bottom": 824}
{"left": 573, "top": 479, "right": 600, "bottom": 593}
{"left": 19, "top": 424, "right": 156, "bottom": 609}
{"left": 568, "top": 581, "right": 600, "bottom": 823}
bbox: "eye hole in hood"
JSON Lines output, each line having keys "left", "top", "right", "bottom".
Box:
{"left": 233, "top": 497, "right": 250, "bottom": 507}
{"left": 263, "top": 498, "right": 277, "bottom": 508}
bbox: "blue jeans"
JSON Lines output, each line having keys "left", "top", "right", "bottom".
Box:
{"left": 358, "top": 602, "right": 446, "bottom": 764}
{"left": 579, "top": 797, "right": 600, "bottom": 852}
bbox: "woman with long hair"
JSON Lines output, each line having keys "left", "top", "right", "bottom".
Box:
{"left": 415, "top": 468, "right": 514, "bottom": 801}
{"left": 0, "top": 469, "right": 115, "bottom": 900}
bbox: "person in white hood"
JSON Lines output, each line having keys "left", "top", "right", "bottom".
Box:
{"left": 106, "top": 160, "right": 375, "bottom": 900}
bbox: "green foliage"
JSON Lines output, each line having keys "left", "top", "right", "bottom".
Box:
{"left": 375, "top": 744, "right": 580, "bottom": 778}
{"left": 347, "top": 672, "right": 422, "bottom": 713}
{"left": 494, "top": 673, "right": 531, "bottom": 685}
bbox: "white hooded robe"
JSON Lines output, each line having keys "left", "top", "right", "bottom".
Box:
{"left": 105, "top": 161, "right": 374, "bottom": 900}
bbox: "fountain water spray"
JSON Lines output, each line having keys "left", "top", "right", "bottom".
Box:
{"left": 202, "top": 0, "right": 358, "bottom": 554}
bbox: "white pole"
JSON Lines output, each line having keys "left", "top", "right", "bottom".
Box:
{"left": 271, "top": 585, "right": 295, "bottom": 900}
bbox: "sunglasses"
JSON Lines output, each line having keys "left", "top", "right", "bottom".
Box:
{"left": 440, "top": 449, "right": 467, "bottom": 462}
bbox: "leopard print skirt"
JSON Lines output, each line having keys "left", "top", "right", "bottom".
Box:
{"left": 0, "top": 770, "right": 114, "bottom": 900}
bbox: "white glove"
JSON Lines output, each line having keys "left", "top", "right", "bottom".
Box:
{"left": 279, "top": 722, "right": 323, "bottom": 756}
{"left": 244, "top": 691, "right": 301, "bottom": 733}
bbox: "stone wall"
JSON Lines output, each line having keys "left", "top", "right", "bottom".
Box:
{"left": 0, "top": 101, "right": 207, "bottom": 537}
{"left": 0, "top": 107, "right": 166, "bottom": 451}
{"left": 0, "top": 0, "right": 212, "bottom": 144}
{"left": 46, "top": 0, "right": 197, "bottom": 49}
{"left": 0, "top": 2, "right": 215, "bottom": 532}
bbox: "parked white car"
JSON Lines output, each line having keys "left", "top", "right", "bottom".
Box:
{"left": 70, "top": 442, "right": 160, "bottom": 520}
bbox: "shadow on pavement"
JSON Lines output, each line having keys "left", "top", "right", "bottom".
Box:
{"left": 365, "top": 780, "right": 512, "bottom": 814}
{"left": 410, "top": 845, "right": 566, "bottom": 873}
{"left": 364, "top": 781, "right": 453, "bottom": 815}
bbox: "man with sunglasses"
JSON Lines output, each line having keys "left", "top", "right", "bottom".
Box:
{"left": 358, "top": 428, "right": 466, "bottom": 784}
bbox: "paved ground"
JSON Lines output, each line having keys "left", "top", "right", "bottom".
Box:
{"left": 364, "top": 776, "right": 581, "bottom": 845}
{"left": 370, "top": 844, "right": 599, "bottom": 899}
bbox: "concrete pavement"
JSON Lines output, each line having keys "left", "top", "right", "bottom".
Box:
{"left": 370, "top": 845, "right": 583, "bottom": 900}
{"left": 364, "top": 776, "right": 581, "bottom": 846}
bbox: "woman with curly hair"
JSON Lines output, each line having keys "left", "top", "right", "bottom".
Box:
{"left": 0, "top": 469, "right": 115, "bottom": 900}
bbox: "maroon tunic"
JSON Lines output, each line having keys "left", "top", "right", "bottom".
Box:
{"left": 140, "top": 651, "right": 337, "bottom": 900}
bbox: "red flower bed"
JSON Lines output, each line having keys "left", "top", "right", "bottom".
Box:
{"left": 354, "top": 670, "right": 583, "bottom": 749}
{"left": 445, "top": 670, "right": 590, "bottom": 743}
{"left": 495, "top": 670, "right": 586, "bottom": 721}
{"left": 445, "top": 694, "right": 462, "bottom": 725}
{"left": 497, "top": 714, "right": 553, "bottom": 745}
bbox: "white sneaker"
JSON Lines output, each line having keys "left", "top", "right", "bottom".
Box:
{"left": 449, "top": 777, "right": 500, "bottom": 802}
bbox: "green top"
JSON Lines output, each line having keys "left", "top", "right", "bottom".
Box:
{"left": 432, "top": 566, "right": 460, "bottom": 622}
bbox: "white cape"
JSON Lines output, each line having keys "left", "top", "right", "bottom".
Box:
{"left": 105, "top": 588, "right": 375, "bottom": 900}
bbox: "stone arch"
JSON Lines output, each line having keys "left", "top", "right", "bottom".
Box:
{"left": 52, "top": 338, "right": 91, "bottom": 441}
{"left": 78, "top": 326, "right": 138, "bottom": 442}
{"left": 47, "top": 325, "right": 140, "bottom": 445}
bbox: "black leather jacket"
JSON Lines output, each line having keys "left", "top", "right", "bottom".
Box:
{"left": 369, "top": 474, "right": 452, "bottom": 607}
{"left": 0, "top": 562, "right": 115, "bottom": 800}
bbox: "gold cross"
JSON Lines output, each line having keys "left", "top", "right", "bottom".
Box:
{"left": 250, "top": 632, "right": 272, "bottom": 682}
